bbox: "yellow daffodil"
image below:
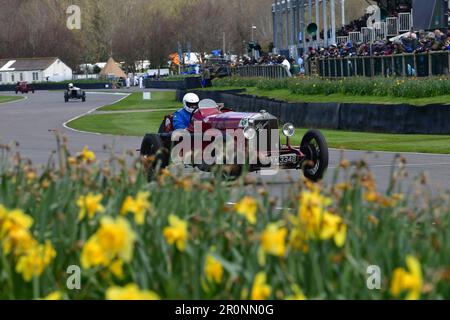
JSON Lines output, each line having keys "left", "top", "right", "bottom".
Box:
{"left": 77, "top": 193, "right": 105, "bottom": 221}
{"left": 298, "top": 188, "right": 332, "bottom": 236}
{"left": 251, "top": 272, "right": 271, "bottom": 300}
{"left": 234, "top": 196, "right": 258, "bottom": 225}
{"left": 285, "top": 284, "right": 307, "bottom": 300}
{"left": 80, "top": 236, "right": 108, "bottom": 269}
{"left": 78, "top": 146, "right": 96, "bottom": 162}
{"left": 391, "top": 255, "right": 423, "bottom": 300}
{"left": 120, "top": 191, "right": 151, "bottom": 225}
{"left": 1, "top": 208, "right": 33, "bottom": 231}
{"left": 289, "top": 227, "right": 309, "bottom": 253}
{"left": 106, "top": 283, "right": 160, "bottom": 300}
{"left": 42, "top": 291, "right": 63, "bottom": 300}
{"left": 319, "top": 212, "right": 347, "bottom": 247}
{"left": 81, "top": 217, "right": 136, "bottom": 270}
{"left": 1, "top": 209, "right": 37, "bottom": 256}
{"left": 163, "top": 215, "right": 188, "bottom": 251}
{"left": 109, "top": 259, "right": 124, "bottom": 279}
{"left": 296, "top": 188, "right": 347, "bottom": 247}
{"left": 15, "top": 240, "right": 56, "bottom": 282}
{"left": 96, "top": 217, "right": 136, "bottom": 263}
{"left": 0, "top": 204, "right": 6, "bottom": 219}
{"left": 204, "top": 255, "right": 224, "bottom": 284}
{"left": 260, "top": 223, "right": 287, "bottom": 257}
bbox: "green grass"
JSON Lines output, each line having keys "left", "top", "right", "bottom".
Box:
{"left": 206, "top": 87, "right": 450, "bottom": 106}
{"left": 0, "top": 96, "right": 23, "bottom": 104}
{"left": 98, "top": 92, "right": 179, "bottom": 111}
{"left": 67, "top": 87, "right": 450, "bottom": 154}
{"left": 162, "top": 75, "right": 200, "bottom": 81}
{"left": 293, "top": 129, "right": 450, "bottom": 154}
{"left": 68, "top": 110, "right": 450, "bottom": 154}
{"left": 68, "top": 111, "right": 169, "bottom": 136}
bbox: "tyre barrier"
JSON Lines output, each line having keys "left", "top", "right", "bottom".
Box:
{"left": 176, "top": 89, "right": 450, "bottom": 134}
{"left": 145, "top": 77, "right": 202, "bottom": 90}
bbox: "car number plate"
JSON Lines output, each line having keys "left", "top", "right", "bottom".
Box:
{"left": 270, "top": 154, "right": 297, "bottom": 165}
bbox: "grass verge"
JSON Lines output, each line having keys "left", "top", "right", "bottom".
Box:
{"left": 0, "top": 96, "right": 24, "bottom": 104}
{"left": 98, "top": 92, "right": 179, "bottom": 111}
{"left": 67, "top": 88, "right": 450, "bottom": 154}
{"left": 68, "top": 111, "right": 170, "bottom": 136}
{"left": 204, "top": 86, "right": 450, "bottom": 106}
{"left": 68, "top": 110, "right": 450, "bottom": 154}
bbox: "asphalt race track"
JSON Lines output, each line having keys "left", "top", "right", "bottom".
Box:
{"left": 0, "top": 91, "right": 139, "bottom": 165}
{"left": 1, "top": 90, "right": 450, "bottom": 199}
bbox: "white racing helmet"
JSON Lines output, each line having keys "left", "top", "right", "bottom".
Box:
{"left": 68, "top": 83, "right": 74, "bottom": 89}
{"left": 182, "top": 93, "right": 200, "bottom": 113}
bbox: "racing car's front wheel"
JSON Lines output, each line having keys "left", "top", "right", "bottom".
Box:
{"left": 300, "top": 129, "right": 329, "bottom": 182}
{"left": 140, "top": 134, "right": 169, "bottom": 181}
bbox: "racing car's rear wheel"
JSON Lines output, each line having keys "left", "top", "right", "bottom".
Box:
{"left": 300, "top": 129, "right": 329, "bottom": 182}
{"left": 140, "top": 134, "right": 169, "bottom": 181}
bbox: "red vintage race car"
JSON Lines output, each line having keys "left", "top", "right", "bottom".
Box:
{"left": 15, "top": 82, "right": 34, "bottom": 94}
{"left": 140, "top": 99, "right": 328, "bottom": 181}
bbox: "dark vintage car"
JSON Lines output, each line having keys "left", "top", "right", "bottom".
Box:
{"left": 64, "top": 84, "right": 86, "bottom": 102}
{"left": 140, "top": 99, "right": 329, "bottom": 181}
{"left": 15, "top": 82, "right": 34, "bottom": 94}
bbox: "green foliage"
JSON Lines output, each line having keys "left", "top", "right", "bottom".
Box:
{"left": 214, "top": 76, "right": 450, "bottom": 99}
{"left": 0, "top": 140, "right": 449, "bottom": 300}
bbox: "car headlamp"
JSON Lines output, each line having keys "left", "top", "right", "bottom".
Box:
{"left": 243, "top": 126, "right": 256, "bottom": 140}
{"left": 282, "top": 123, "right": 295, "bottom": 137}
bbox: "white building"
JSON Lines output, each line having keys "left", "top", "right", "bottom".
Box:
{"left": 0, "top": 57, "right": 73, "bottom": 84}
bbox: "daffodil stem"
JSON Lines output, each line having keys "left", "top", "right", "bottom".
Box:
{"left": 33, "top": 276, "right": 40, "bottom": 299}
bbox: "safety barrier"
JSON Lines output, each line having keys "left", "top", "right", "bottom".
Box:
{"left": 339, "top": 12, "right": 412, "bottom": 46}
{"left": 236, "top": 65, "right": 290, "bottom": 78}
{"left": 336, "top": 36, "right": 349, "bottom": 45}
{"left": 314, "top": 51, "right": 450, "bottom": 78}
{"left": 398, "top": 12, "right": 413, "bottom": 32}
{"left": 386, "top": 17, "right": 398, "bottom": 36}
{"left": 177, "top": 89, "right": 450, "bottom": 134}
{"left": 373, "top": 22, "right": 387, "bottom": 40}
{"left": 349, "top": 32, "right": 362, "bottom": 44}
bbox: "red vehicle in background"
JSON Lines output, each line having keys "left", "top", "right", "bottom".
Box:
{"left": 15, "top": 82, "right": 34, "bottom": 94}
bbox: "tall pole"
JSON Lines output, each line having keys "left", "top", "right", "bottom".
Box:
{"left": 285, "top": 0, "right": 290, "bottom": 49}
{"left": 300, "top": 0, "right": 307, "bottom": 52}
{"left": 323, "top": 0, "right": 328, "bottom": 47}
{"left": 292, "top": 0, "right": 297, "bottom": 48}
{"left": 315, "top": 0, "right": 320, "bottom": 35}
{"left": 341, "top": 0, "right": 346, "bottom": 27}
{"left": 330, "top": 0, "right": 336, "bottom": 45}
{"left": 273, "top": 2, "right": 277, "bottom": 51}
{"left": 308, "top": 0, "right": 313, "bottom": 25}
{"left": 223, "top": 32, "right": 226, "bottom": 56}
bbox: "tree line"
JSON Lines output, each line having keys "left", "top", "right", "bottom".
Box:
{"left": 0, "top": 0, "right": 274, "bottom": 71}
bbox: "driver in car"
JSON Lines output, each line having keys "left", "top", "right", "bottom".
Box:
{"left": 173, "top": 93, "right": 200, "bottom": 130}
{"left": 68, "top": 83, "right": 80, "bottom": 91}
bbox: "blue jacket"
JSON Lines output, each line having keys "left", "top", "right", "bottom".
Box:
{"left": 173, "top": 108, "right": 192, "bottom": 130}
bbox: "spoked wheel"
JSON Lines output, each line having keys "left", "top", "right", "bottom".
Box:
{"left": 300, "top": 129, "right": 329, "bottom": 182}
{"left": 140, "top": 134, "right": 169, "bottom": 181}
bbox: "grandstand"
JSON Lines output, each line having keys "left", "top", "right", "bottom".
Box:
{"left": 273, "top": 0, "right": 449, "bottom": 57}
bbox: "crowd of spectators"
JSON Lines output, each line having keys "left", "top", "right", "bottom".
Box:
{"left": 308, "top": 29, "right": 450, "bottom": 59}
{"left": 336, "top": 14, "right": 370, "bottom": 37}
